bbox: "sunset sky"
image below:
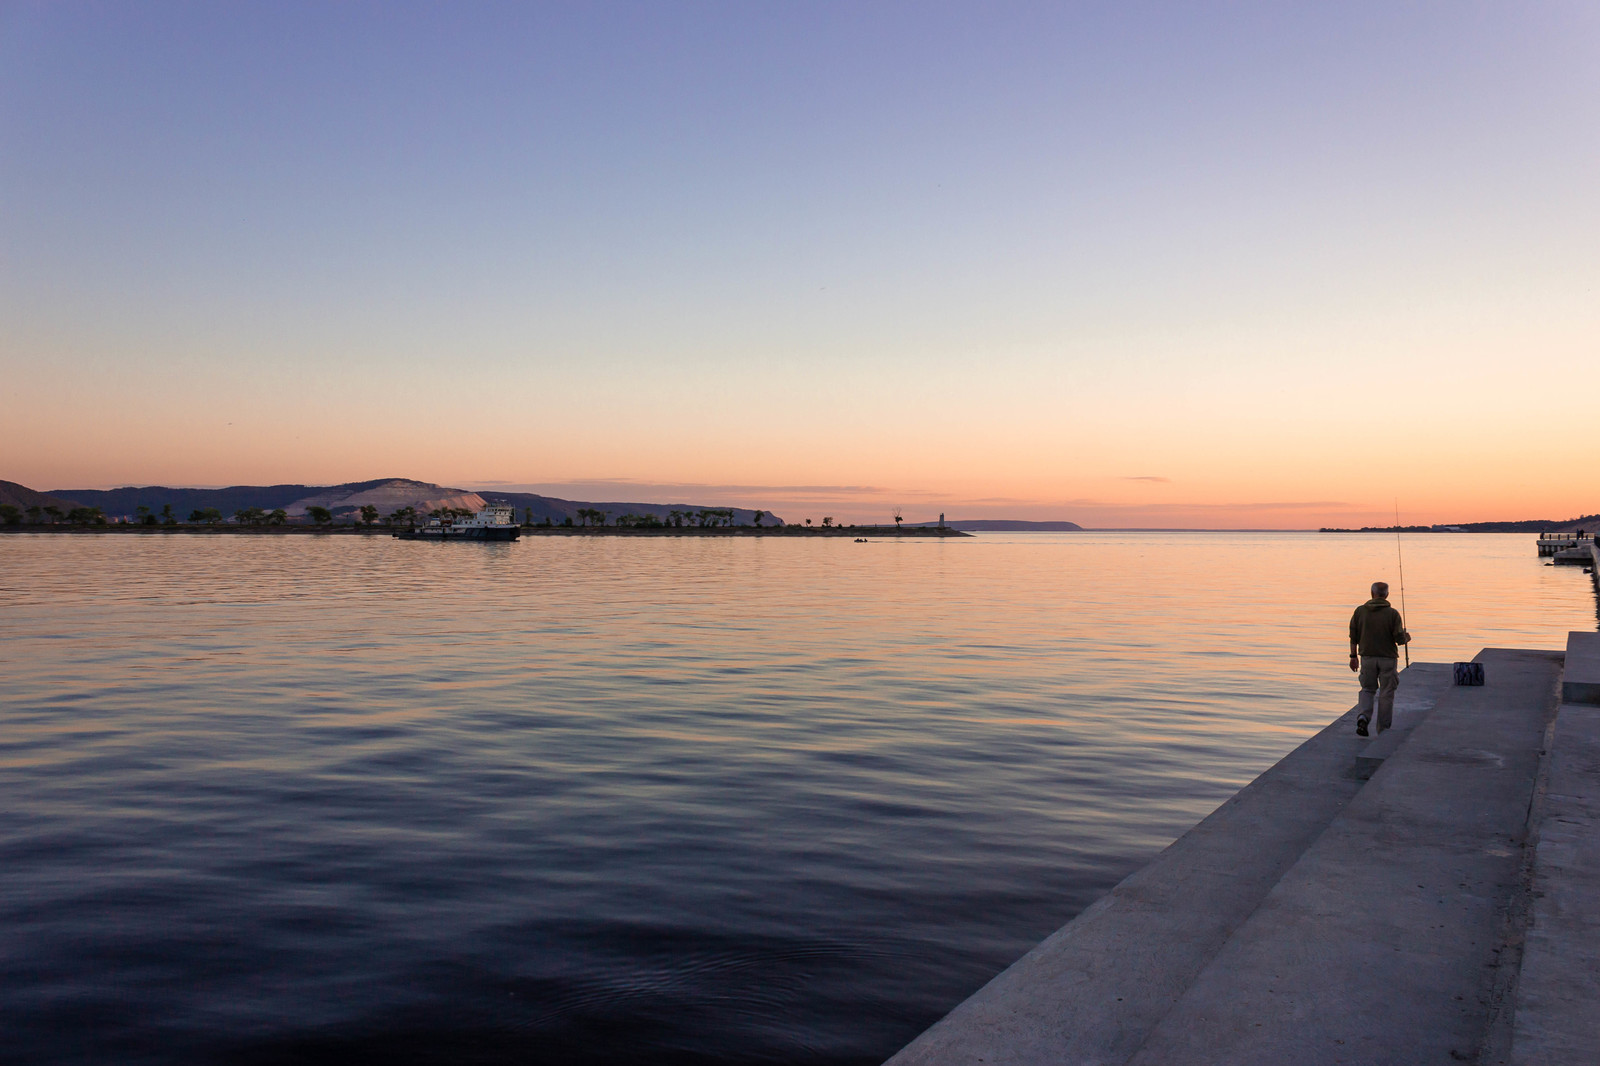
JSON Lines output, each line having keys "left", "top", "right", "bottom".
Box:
{"left": 3, "top": 2, "right": 1596, "bottom": 527}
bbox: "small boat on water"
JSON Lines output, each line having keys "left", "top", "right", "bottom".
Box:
{"left": 394, "top": 505, "right": 521, "bottom": 542}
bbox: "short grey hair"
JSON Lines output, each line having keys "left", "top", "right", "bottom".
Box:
{"left": 1371, "top": 581, "right": 1389, "bottom": 597}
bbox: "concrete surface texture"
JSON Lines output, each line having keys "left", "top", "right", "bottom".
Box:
{"left": 885, "top": 650, "right": 1582, "bottom": 1066}
{"left": 884, "top": 663, "right": 1452, "bottom": 1066}
{"left": 1124, "top": 648, "right": 1559, "bottom": 1066}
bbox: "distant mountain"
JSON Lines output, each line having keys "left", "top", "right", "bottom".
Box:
{"left": 477, "top": 490, "right": 781, "bottom": 527}
{"left": 282, "top": 480, "right": 483, "bottom": 517}
{"left": 908, "top": 519, "right": 1084, "bottom": 531}
{"left": 54, "top": 482, "right": 331, "bottom": 516}
{"left": 50, "top": 478, "right": 482, "bottom": 519}
{"left": 36, "top": 478, "right": 782, "bottom": 525}
{"left": 0, "top": 480, "right": 79, "bottom": 511}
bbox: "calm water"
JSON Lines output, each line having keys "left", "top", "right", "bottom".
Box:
{"left": 2, "top": 532, "right": 1593, "bottom": 1064}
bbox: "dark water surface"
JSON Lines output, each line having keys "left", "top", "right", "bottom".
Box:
{"left": 2, "top": 532, "right": 1592, "bottom": 1064}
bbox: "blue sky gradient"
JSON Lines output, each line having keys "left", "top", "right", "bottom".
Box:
{"left": 3, "top": 2, "right": 1596, "bottom": 525}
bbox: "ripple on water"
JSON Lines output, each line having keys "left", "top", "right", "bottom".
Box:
{"left": 0, "top": 532, "right": 1592, "bottom": 1064}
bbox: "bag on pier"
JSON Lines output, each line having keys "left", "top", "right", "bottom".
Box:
{"left": 1453, "top": 662, "right": 1485, "bottom": 686}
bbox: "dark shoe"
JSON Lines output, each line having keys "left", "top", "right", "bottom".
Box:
{"left": 1356, "top": 716, "right": 1369, "bottom": 737}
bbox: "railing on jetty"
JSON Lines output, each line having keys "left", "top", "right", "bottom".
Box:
{"left": 1537, "top": 530, "right": 1594, "bottom": 557}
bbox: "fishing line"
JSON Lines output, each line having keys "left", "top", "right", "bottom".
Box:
{"left": 1395, "top": 500, "right": 1410, "bottom": 667}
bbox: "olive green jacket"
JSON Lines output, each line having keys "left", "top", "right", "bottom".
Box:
{"left": 1349, "top": 598, "right": 1408, "bottom": 658}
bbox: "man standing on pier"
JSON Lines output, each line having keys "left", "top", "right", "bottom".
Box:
{"left": 1348, "top": 581, "right": 1411, "bottom": 736}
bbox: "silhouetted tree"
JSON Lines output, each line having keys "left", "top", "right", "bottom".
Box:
{"left": 359, "top": 504, "right": 379, "bottom": 525}
{"left": 24, "top": 505, "right": 42, "bottom": 524}
{"left": 0, "top": 504, "right": 21, "bottom": 525}
{"left": 306, "top": 506, "right": 333, "bottom": 526}
{"left": 190, "top": 508, "right": 223, "bottom": 524}
{"left": 43, "top": 505, "right": 63, "bottom": 524}
{"left": 752, "top": 510, "right": 765, "bottom": 527}
{"left": 161, "top": 504, "right": 176, "bottom": 525}
{"left": 234, "top": 507, "right": 267, "bottom": 526}
{"left": 267, "top": 509, "right": 288, "bottom": 526}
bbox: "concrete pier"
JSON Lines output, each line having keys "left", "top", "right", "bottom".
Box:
{"left": 887, "top": 642, "right": 1598, "bottom": 1066}
{"left": 1537, "top": 532, "right": 1594, "bottom": 557}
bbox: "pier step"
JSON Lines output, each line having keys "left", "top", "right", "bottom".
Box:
{"left": 884, "top": 662, "right": 1452, "bottom": 1066}
{"left": 1354, "top": 660, "right": 1453, "bottom": 770}
{"left": 1121, "top": 648, "right": 1562, "bottom": 1065}
{"left": 1559, "top": 630, "right": 1600, "bottom": 705}
{"left": 1510, "top": 640, "right": 1600, "bottom": 1064}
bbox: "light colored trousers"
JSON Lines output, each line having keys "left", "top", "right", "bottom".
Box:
{"left": 1357, "top": 656, "right": 1399, "bottom": 731}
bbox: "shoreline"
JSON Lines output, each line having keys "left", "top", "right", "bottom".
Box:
{"left": 0, "top": 524, "right": 972, "bottom": 538}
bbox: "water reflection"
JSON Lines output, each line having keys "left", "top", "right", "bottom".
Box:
{"left": 0, "top": 532, "right": 1592, "bottom": 1064}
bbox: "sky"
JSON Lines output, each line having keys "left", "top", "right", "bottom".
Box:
{"left": 2, "top": 2, "right": 1596, "bottom": 527}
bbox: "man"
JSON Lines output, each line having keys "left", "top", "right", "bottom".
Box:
{"left": 1348, "top": 581, "right": 1411, "bottom": 736}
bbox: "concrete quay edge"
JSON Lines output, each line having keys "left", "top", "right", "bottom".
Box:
{"left": 1120, "top": 647, "right": 1562, "bottom": 1066}
{"left": 884, "top": 662, "right": 1453, "bottom": 1066}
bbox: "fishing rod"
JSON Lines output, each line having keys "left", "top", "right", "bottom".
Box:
{"left": 1395, "top": 500, "right": 1409, "bottom": 666}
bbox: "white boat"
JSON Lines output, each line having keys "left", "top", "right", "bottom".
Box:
{"left": 394, "top": 505, "right": 521, "bottom": 541}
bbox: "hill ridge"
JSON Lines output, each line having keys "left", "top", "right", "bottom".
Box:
{"left": 30, "top": 479, "right": 782, "bottom": 525}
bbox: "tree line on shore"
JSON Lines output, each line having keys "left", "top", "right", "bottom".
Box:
{"left": 565, "top": 507, "right": 757, "bottom": 528}
{"left": 0, "top": 501, "right": 404, "bottom": 527}
{"left": 1, "top": 500, "right": 921, "bottom": 531}
{"left": 0, "top": 502, "right": 806, "bottom": 529}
